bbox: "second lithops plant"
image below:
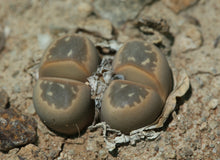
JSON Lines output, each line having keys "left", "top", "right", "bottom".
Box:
{"left": 101, "top": 40, "right": 173, "bottom": 134}
{"left": 33, "top": 35, "right": 99, "bottom": 135}
{"left": 88, "top": 38, "right": 189, "bottom": 151}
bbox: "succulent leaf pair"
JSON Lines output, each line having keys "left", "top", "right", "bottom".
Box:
{"left": 101, "top": 40, "right": 173, "bottom": 133}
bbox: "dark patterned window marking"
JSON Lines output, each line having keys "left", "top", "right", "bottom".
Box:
{"left": 109, "top": 81, "right": 148, "bottom": 108}
{"left": 119, "top": 41, "right": 158, "bottom": 72}
{"left": 40, "top": 81, "right": 79, "bottom": 109}
{"left": 47, "top": 36, "right": 87, "bottom": 62}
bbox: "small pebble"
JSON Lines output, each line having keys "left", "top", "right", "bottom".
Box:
{"left": 38, "top": 33, "right": 52, "bottom": 50}
{"left": 13, "top": 83, "right": 21, "bottom": 93}
{"left": 173, "top": 24, "right": 203, "bottom": 53}
{"left": 98, "top": 149, "right": 108, "bottom": 159}
{"left": 216, "top": 129, "right": 220, "bottom": 137}
{"left": 11, "top": 70, "right": 20, "bottom": 78}
{"left": 4, "top": 26, "right": 10, "bottom": 37}
{"left": 49, "top": 25, "right": 68, "bottom": 36}
{"left": 154, "top": 145, "right": 159, "bottom": 152}
{"left": 26, "top": 104, "right": 36, "bottom": 115}
{"left": 184, "top": 147, "right": 193, "bottom": 157}
{"left": 78, "top": 19, "right": 114, "bottom": 39}
{"left": 201, "top": 110, "right": 210, "bottom": 120}
{"left": 164, "top": 149, "right": 176, "bottom": 159}
{"left": 93, "top": 0, "right": 152, "bottom": 26}
{"left": 199, "top": 122, "right": 207, "bottom": 131}
{"left": 209, "top": 120, "right": 219, "bottom": 130}
{"left": 208, "top": 99, "right": 218, "bottom": 110}
{"left": 209, "top": 134, "right": 215, "bottom": 140}
{"left": 77, "top": 2, "right": 93, "bottom": 16}
{"left": 68, "top": 150, "right": 75, "bottom": 155}
{"left": 86, "top": 138, "right": 97, "bottom": 151}
{"left": 202, "top": 143, "right": 206, "bottom": 150}
{"left": 212, "top": 148, "right": 216, "bottom": 154}
{"left": 0, "top": 88, "right": 9, "bottom": 108}
{"left": 0, "top": 31, "right": 5, "bottom": 52}
{"left": 209, "top": 143, "right": 215, "bottom": 148}
{"left": 179, "top": 146, "right": 193, "bottom": 158}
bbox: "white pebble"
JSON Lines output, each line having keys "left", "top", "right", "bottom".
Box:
{"left": 38, "top": 33, "right": 52, "bottom": 50}
{"left": 208, "top": 98, "right": 218, "bottom": 110}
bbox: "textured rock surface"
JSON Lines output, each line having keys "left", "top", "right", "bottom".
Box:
{"left": 93, "top": 0, "right": 153, "bottom": 27}
{"left": 173, "top": 24, "right": 203, "bottom": 53}
{"left": 78, "top": 19, "right": 114, "bottom": 39}
{"left": 0, "top": 108, "right": 37, "bottom": 152}
{"left": 162, "top": 0, "right": 199, "bottom": 13}
{"left": 17, "top": 144, "right": 48, "bottom": 160}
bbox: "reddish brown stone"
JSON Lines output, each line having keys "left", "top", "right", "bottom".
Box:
{"left": 0, "top": 108, "right": 37, "bottom": 152}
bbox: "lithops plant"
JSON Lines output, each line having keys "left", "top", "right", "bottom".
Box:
{"left": 33, "top": 35, "right": 99, "bottom": 135}
{"left": 101, "top": 40, "right": 173, "bottom": 134}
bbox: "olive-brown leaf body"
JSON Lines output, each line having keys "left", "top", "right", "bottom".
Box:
{"left": 33, "top": 35, "right": 99, "bottom": 135}
{"left": 33, "top": 78, "right": 94, "bottom": 135}
{"left": 101, "top": 80, "right": 163, "bottom": 134}
{"left": 113, "top": 40, "right": 173, "bottom": 102}
{"left": 39, "top": 35, "right": 99, "bottom": 82}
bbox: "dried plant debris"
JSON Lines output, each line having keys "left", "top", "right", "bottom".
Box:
{"left": 136, "top": 17, "right": 174, "bottom": 55}
{"left": 96, "top": 40, "right": 123, "bottom": 55}
{"left": 87, "top": 56, "right": 115, "bottom": 109}
{"left": 137, "top": 17, "right": 170, "bottom": 35}
{"left": 0, "top": 108, "right": 37, "bottom": 152}
{"left": 153, "top": 69, "right": 190, "bottom": 128}
{"left": 87, "top": 55, "right": 126, "bottom": 126}
{"left": 89, "top": 65, "right": 190, "bottom": 152}
{"left": 88, "top": 40, "right": 189, "bottom": 151}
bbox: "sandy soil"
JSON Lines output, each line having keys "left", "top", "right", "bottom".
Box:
{"left": 0, "top": 0, "right": 219, "bottom": 159}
